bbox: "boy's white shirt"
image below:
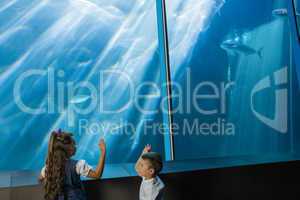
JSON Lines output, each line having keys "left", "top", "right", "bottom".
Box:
{"left": 139, "top": 176, "right": 165, "bottom": 200}
{"left": 40, "top": 159, "right": 92, "bottom": 178}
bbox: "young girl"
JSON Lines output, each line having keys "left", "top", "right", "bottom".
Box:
{"left": 39, "top": 129, "right": 106, "bottom": 200}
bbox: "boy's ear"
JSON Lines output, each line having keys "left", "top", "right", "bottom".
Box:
{"left": 149, "top": 168, "right": 155, "bottom": 175}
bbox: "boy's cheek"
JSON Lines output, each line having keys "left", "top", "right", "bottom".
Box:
{"left": 137, "top": 170, "right": 143, "bottom": 177}
{"left": 135, "top": 166, "right": 141, "bottom": 175}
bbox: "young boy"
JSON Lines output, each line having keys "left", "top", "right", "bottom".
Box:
{"left": 135, "top": 145, "right": 165, "bottom": 200}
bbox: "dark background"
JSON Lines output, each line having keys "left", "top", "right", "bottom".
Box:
{"left": 1, "top": 161, "right": 300, "bottom": 200}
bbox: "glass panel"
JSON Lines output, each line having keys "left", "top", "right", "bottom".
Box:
{"left": 0, "top": 0, "right": 166, "bottom": 170}
{"left": 294, "top": 0, "right": 300, "bottom": 39}
{"left": 292, "top": 1, "right": 300, "bottom": 156}
{"left": 165, "top": 0, "right": 294, "bottom": 160}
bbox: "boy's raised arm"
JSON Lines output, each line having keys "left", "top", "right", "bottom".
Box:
{"left": 135, "top": 144, "right": 151, "bottom": 170}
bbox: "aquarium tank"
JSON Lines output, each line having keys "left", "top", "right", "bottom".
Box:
{"left": 0, "top": 0, "right": 300, "bottom": 172}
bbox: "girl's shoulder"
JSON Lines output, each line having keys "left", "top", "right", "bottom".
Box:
{"left": 70, "top": 159, "right": 87, "bottom": 166}
{"left": 74, "top": 160, "right": 92, "bottom": 177}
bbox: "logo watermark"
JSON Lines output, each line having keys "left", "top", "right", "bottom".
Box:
{"left": 250, "top": 67, "right": 288, "bottom": 133}
{"left": 12, "top": 66, "right": 289, "bottom": 136}
{"left": 78, "top": 118, "right": 235, "bottom": 137}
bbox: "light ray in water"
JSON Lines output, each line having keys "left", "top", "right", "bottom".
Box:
{"left": 166, "top": 0, "right": 226, "bottom": 79}
{"left": 0, "top": 0, "right": 228, "bottom": 169}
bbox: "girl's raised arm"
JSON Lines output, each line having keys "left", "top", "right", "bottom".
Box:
{"left": 87, "top": 139, "right": 106, "bottom": 179}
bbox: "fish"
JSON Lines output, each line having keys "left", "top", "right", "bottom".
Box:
{"left": 69, "top": 95, "right": 91, "bottom": 104}
{"left": 221, "top": 39, "right": 264, "bottom": 59}
{"left": 110, "top": 124, "right": 126, "bottom": 132}
{"left": 67, "top": 48, "right": 94, "bottom": 68}
{"left": 77, "top": 60, "right": 93, "bottom": 68}
{"left": 272, "top": 8, "right": 288, "bottom": 18}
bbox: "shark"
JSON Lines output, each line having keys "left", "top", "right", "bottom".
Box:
{"left": 221, "top": 38, "right": 264, "bottom": 59}
{"left": 272, "top": 8, "right": 288, "bottom": 18}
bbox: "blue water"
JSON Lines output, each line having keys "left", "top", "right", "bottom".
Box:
{"left": 0, "top": 0, "right": 299, "bottom": 171}
{"left": 0, "top": 0, "right": 165, "bottom": 170}
{"left": 166, "top": 0, "right": 299, "bottom": 159}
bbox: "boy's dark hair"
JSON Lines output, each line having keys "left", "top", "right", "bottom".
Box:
{"left": 142, "top": 152, "right": 163, "bottom": 175}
